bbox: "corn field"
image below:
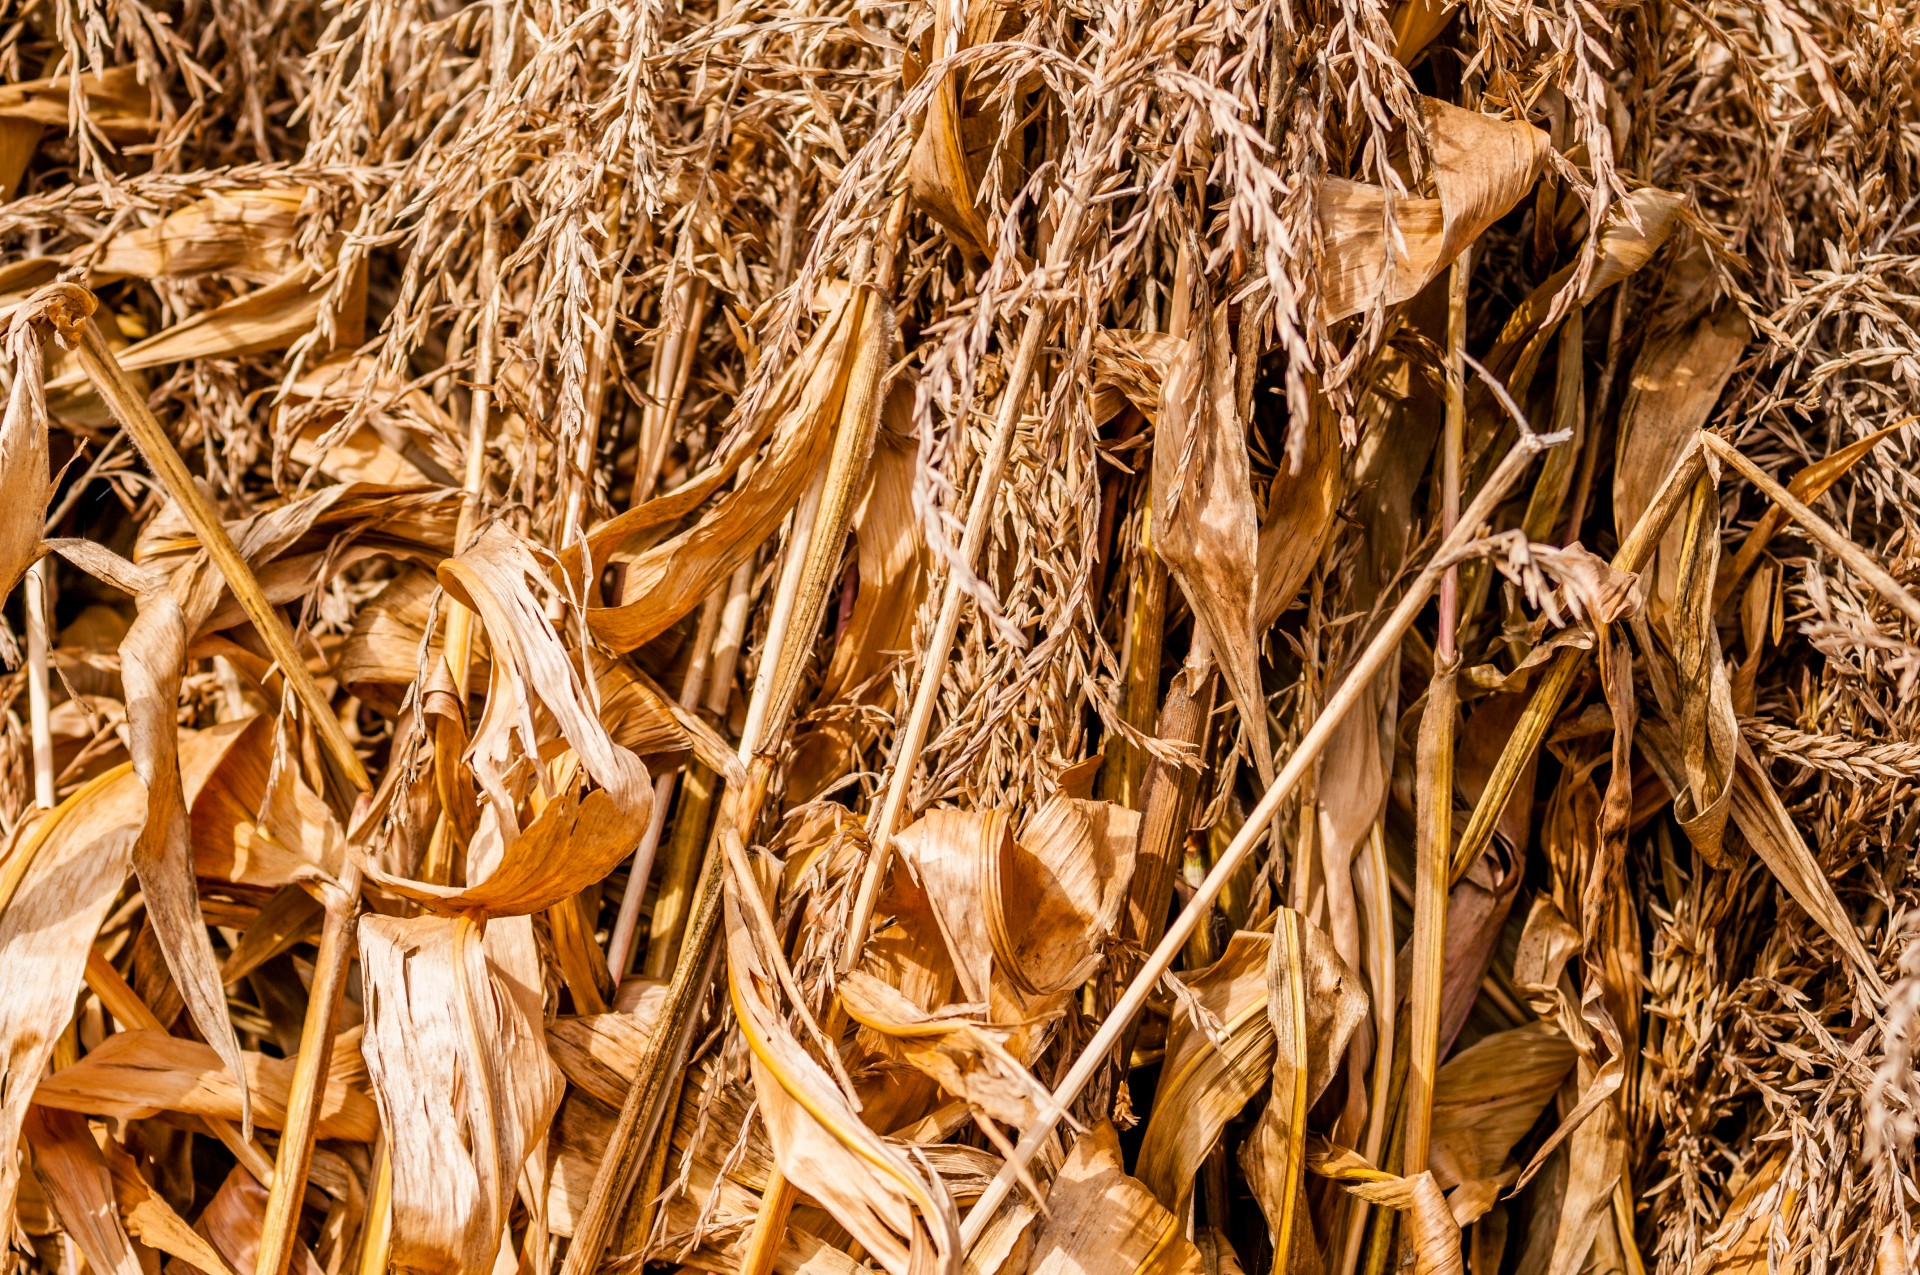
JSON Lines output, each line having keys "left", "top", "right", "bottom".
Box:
{"left": 0, "top": 0, "right": 1917, "bottom": 1273}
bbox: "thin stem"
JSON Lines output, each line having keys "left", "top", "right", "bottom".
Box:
{"left": 1699, "top": 430, "right": 1920, "bottom": 629}
{"left": 957, "top": 431, "right": 1551, "bottom": 1250}
{"left": 606, "top": 594, "right": 723, "bottom": 980}
{"left": 65, "top": 302, "right": 368, "bottom": 793}
{"left": 253, "top": 860, "right": 364, "bottom": 1275}
{"left": 25, "top": 556, "right": 53, "bottom": 810}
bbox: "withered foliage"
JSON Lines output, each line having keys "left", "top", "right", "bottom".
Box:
{"left": 1, "top": 0, "right": 1918, "bottom": 1273}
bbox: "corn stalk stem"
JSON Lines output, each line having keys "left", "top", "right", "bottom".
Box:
{"left": 61, "top": 300, "right": 369, "bottom": 794}
{"left": 957, "top": 431, "right": 1551, "bottom": 1250}
{"left": 731, "top": 202, "right": 908, "bottom": 1275}
{"left": 608, "top": 595, "right": 722, "bottom": 979}
{"left": 356, "top": 1146, "right": 392, "bottom": 1275}
{"left": 644, "top": 558, "right": 757, "bottom": 979}
{"left": 561, "top": 230, "right": 898, "bottom": 1275}
{"left": 1403, "top": 255, "right": 1469, "bottom": 1179}
{"left": 253, "top": 860, "right": 363, "bottom": 1275}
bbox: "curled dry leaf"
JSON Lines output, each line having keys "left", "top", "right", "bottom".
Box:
{"left": 726, "top": 878, "right": 962, "bottom": 1275}
{"left": 1319, "top": 98, "right": 1550, "bottom": 322}
{"left": 1308, "top": 1142, "right": 1464, "bottom": 1275}
{"left": 0, "top": 306, "right": 49, "bottom": 599}
{"left": 1138, "top": 930, "right": 1273, "bottom": 1212}
{"left": 362, "top": 524, "right": 653, "bottom": 914}
{"left": 891, "top": 797, "right": 1136, "bottom": 1036}
{"left": 582, "top": 288, "right": 871, "bottom": 651}
{"left": 840, "top": 970, "right": 1061, "bottom": 1131}
{"left": 1152, "top": 300, "right": 1268, "bottom": 770}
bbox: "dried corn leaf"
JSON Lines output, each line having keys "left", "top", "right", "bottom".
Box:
{"left": 34, "top": 1028, "right": 375, "bottom": 1139}
{"left": 1614, "top": 272, "right": 1749, "bottom": 612}
{"left": 1666, "top": 469, "right": 1738, "bottom": 866}
{"left": 1253, "top": 404, "right": 1343, "bottom": 630}
{"left": 1153, "top": 301, "right": 1268, "bottom": 770}
{"left": 1028, "top": 1123, "right": 1202, "bottom": 1275}
{"left": 0, "top": 749, "right": 211, "bottom": 1225}
{"left": 1138, "top": 930, "right": 1273, "bottom": 1211}
{"left": 583, "top": 292, "right": 865, "bottom": 651}
{"left": 100, "top": 1135, "right": 240, "bottom": 1275}
{"left": 1319, "top": 99, "right": 1549, "bottom": 322}
{"left": 1722, "top": 419, "right": 1908, "bottom": 604}
{"left": 195, "top": 1166, "right": 327, "bottom": 1275}
{"left": 906, "top": 0, "right": 1017, "bottom": 256}
{"left": 118, "top": 576, "right": 253, "bottom": 1133}
{"left": 0, "top": 306, "right": 49, "bottom": 600}
{"left": 726, "top": 871, "right": 961, "bottom": 1275}
{"left": 82, "top": 187, "right": 305, "bottom": 285}
{"left": 1428, "top": 1022, "right": 1576, "bottom": 1193}
{"left": 0, "top": 68, "right": 159, "bottom": 137}
{"left": 1238, "top": 910, "right": 1368, "bottom": 1255}
{"left": 840, "top": 970, "right": 1059, "bottom": 1131}
{"left": 22, "top": 1107, "right": 146, "bottom": 1275}
{"left": 1308, "top": 1142, "right": 1463, "bottom": 1275}
{"left": 358, "top": 913, "right": 562, "bottom": 1274}
{"left": 363, "top": 524, "right": 652, "bottom": 914}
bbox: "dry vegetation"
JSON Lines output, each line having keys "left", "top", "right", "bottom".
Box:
{"left": 0, "top": 0, "right": 1918, "bottom": 1273}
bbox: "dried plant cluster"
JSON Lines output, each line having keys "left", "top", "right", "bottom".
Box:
{"left": 0, "top": 0, "right": 1917, "bottom": 1273}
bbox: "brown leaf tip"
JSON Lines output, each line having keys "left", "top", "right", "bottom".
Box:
{"left": 24, "top": 281, "right": 99, "bottom": 347}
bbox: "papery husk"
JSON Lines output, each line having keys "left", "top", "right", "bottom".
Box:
{"left": 1028, "top": 1123, "right": 1202, "bottom": 1275}
{"left": 358, "top": 913, "right": 562, "bottom": 1275}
